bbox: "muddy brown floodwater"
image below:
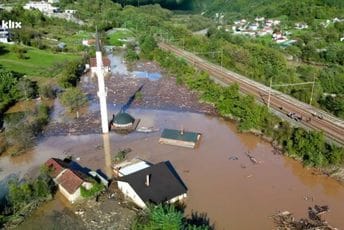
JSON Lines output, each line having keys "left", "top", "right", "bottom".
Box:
{"left": 2, "top": 109, "right": 344, "bottom": 229}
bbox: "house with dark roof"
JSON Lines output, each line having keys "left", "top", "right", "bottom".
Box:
{"left": 45, "top": 158, "right": 107, "bottom": 203}
{"left": 110, "top": 112, "right": 140, "bottom": 133}
{"left": 159, "top": 128, "right": 201, "bottom": 148}
{"left": 117, "top": 161, "right": 187, "bottom": 208}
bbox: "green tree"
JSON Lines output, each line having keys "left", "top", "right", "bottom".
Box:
{"left": 58, "top": 60, "right": 84, "bottom": 88}
{"left": 60, "top": 87, "right": 88, "bottom": 112}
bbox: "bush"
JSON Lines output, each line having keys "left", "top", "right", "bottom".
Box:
{"left": 39, "top": 84, "right": 56, "bottom": 99}
{"left": 132, "top": 204, "right": 212, "bottom": 230}
{"left": 80, "top": 182, "right": 104, "bottom": 198}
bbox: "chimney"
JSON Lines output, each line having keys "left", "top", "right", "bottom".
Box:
{"left": 145, "top": 174, "right": 151, "bottom": 187}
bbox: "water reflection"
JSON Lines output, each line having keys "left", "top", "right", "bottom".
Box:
{"left": 103, "top": 134, "right": 112, "bottom": 178}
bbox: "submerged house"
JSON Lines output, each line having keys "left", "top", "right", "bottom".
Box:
{"left": 45, "top": 158, "right": 107, "bottom": 203}
{"left": 110, "top": 111, "right": 140, "bottom": 133}
{"left": 159, "top": 128, "right": 201, "bottom": 148}
{"left": 117, "top": 161, "right": 187, "bottom": 208}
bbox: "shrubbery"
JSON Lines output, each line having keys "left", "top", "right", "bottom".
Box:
{"left": 80, "top": 182, "right": 104, "bottom": 198}
{"left": 132, "top": 204, "right": 212, "bottom": 230}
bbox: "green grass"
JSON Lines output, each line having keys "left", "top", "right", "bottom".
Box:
{"left": 0, "top": 44, "right": 80, "bottom": 77}
{"left": 107, "top": 30, "right": 134, "bottom": 46}
{"left": 60, "top": 30, "right": 93, "bottom": 47}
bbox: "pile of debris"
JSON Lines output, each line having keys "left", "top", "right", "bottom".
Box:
{"left": 273, "top": 205, "right": 337, "bottom": 230}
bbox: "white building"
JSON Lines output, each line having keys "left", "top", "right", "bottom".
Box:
{"left": 295, "top": 22, "right": 308, "bottom": 30}
{"left": 45, "top": 158, "right": 107, "bottom": 203}
{"left": 55, "top": 168, "right": 93, "bottom": 203}
{"left": 0, "top": 27, "right": 10, "bottom": 43}
{"left": 255, "top": 17, "right": 265, "bottom": 22}
{"left": 113, "top": 158, "right": 152, "bottom": 177}
{"left": 65, "top": 9, "right": 76, "bottom": 14}
{"left": 24, "top": 1, "right": 59, "bottom": 14}
{"left": 117, "top": 162, "right": 187, "bottom": 208}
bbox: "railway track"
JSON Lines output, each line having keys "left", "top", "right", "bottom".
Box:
{"left": 159, "top": 42, "right": 344, "bottom": 145}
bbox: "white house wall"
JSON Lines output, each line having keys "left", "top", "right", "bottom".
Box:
{"left": 159, "top": 138, "right": 196, "bottom": 148}
{"left": 168, "top": 193, "right": 187, "bottom": 204}
{"left": 58, "top": 185, "right": 81, "bottom": 203}
{"left": 117, "top": 181, "right": 146, "bottom": 208}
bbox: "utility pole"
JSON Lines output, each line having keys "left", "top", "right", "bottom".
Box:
{"left": 220, "top": 49, "right": 223, "bottom": 72}
{"left": 267, "top": 77, "right": 272, "bottom": 108}
{"left": 309, "top": 75, "right": 316, "bottom": 105}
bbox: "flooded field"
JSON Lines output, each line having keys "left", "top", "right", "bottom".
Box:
{"left": 1, "top": 109, "right": 344, "bottom": 229}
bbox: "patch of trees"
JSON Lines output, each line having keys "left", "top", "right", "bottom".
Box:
{"left": 0, "top": 169, "right": 55, "bottom": 228}
{"left": 3, "top": 104, "right": 50, "bottom": 156}
{"left": 0, "top": 70, "right": 37, "bottom": 113}
{"left": 198, "top": 0, "right": 344, "bottom": 21}
{"left": 58, "top": 60, "right": 85, "bottom": 88}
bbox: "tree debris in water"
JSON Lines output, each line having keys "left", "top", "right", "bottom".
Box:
{"left": 273, "top": 205, "right": 337, "bottom": 230}
{"left": 245, "top": 151, "right": 258, "bottom": 164}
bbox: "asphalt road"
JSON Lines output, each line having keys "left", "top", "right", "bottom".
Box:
{"left": 159, "top": 42, "right": 344, "bottom": 145}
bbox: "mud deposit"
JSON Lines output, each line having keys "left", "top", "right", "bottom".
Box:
{"left": 1, "top": 109, "right": 344, "bottom": 229}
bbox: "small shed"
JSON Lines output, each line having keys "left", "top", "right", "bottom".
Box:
{"left": 159, "top": 128, "right": 201, "bottom": 148}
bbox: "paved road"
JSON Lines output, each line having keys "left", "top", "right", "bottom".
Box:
{"left": 159, "top": 42, "right": 344, "bottom": 145}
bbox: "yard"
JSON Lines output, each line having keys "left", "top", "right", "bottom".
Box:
{"left": 106, "top": 29, "right": 134, "bottom": 46}
{"left": 0, "top": 44, "right": 80, "bottom": 77}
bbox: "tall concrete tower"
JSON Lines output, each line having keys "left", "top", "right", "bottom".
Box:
{"left": 95, "top": 29, "right": 109, "bottom": 133}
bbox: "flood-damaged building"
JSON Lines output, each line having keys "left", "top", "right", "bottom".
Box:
{"left": 159, "top": 128, "right": 201, "bottom": 148}
{"left": 113, "top": 158, "right": 152, "bottom": 177}
{"left": 110, "top": 111, "right": 140, "bottom": 133}
{"left": 117, "top": 161, "right": 187, "bottom": 208}
{"left": 45, "top": 158, "right": 108, "bottom": 203}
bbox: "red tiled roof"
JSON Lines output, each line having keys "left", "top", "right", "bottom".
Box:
{"left": 87, "top": 39, "right": 96, "bottom": 45}
{"left": 90, "top": 57, "right": 110, "bottom": 67}
{"left": 45, "top": 158, "right": 69, "bottom": 178}
{"left": 56, "top": 169, "right": 86, "bottom": 194}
